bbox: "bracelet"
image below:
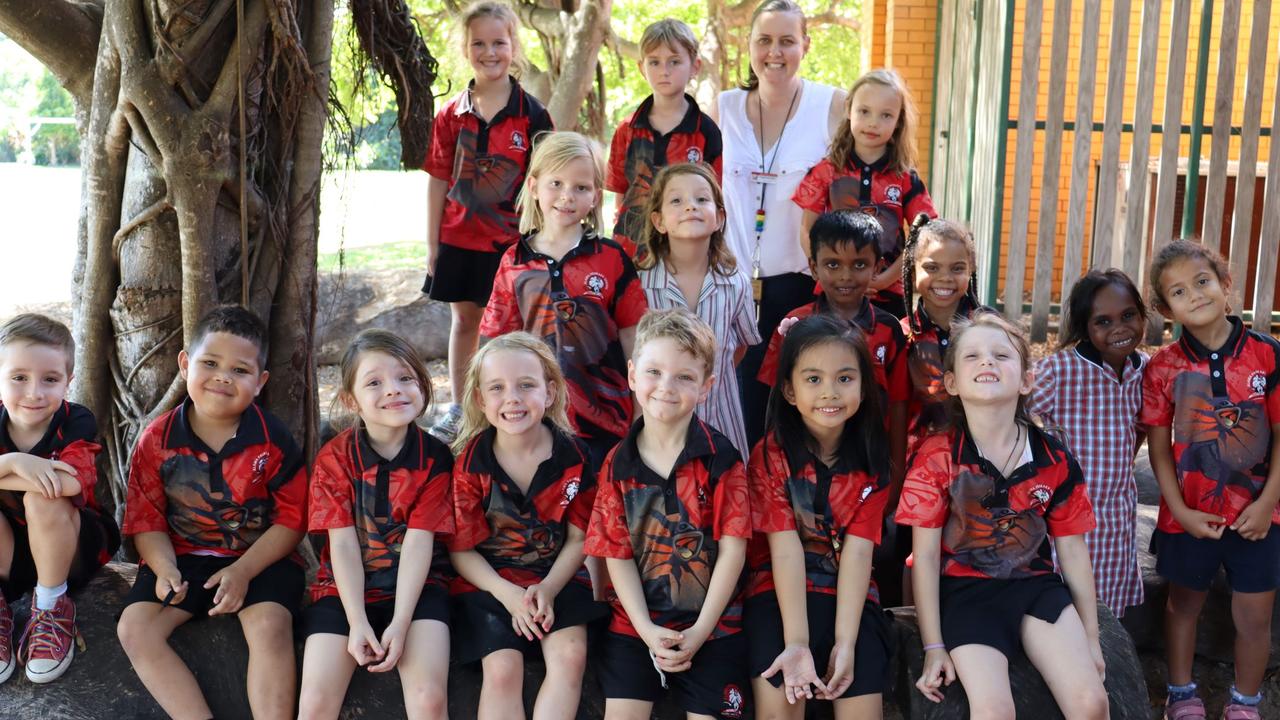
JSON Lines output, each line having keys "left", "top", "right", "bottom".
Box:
{"left": 923, "top": 643, "right": 946, "bottom": 651}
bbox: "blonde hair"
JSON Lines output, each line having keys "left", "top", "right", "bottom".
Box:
{"left": 640, "top": 18, "right": 700, "bottom": 61}
{"left": 335, "top": 329, "right": 433, "bottom": 427}
{"left": 830, "top": 68, "right": 919, "bottom": 174}
{"left": 454, "top": 332, "right": 574, "bottom": 452}
{"left": 516, "top": 131, "right": 605, "bottom": 234}
{"left": 634, "top": 163, "right": 737, "bottom": 276}
{"left": 943, "top": 309, "right": 1034, "bottom": 426}
{"left": 0, "top": 313, "right": 75, "bottom": 374}
{"left": 633, "top": 308, "right": 716, "bottom": 379}
{"left": 458, "top": 1, "right": 523, "bottom": 77}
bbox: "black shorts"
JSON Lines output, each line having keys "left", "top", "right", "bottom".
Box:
{"left": 939, "top": 574, "right": 1073, "bottom": 658}
{"left": 123, "top": 554, "right": 304, "bottom": 618}
{"left": 1152, "top": 527, "right": 1280, "bottom": 593}
{"left": 302, "top": 585, "right": 450, "bottom": 638}
{"left": 744, "top": 591, "right": 892, "bottom": 699}
{"left": 451, "top": 581, "right": 607, "bottom": 664}
{"left": 1, "top": 506, "right": 120, "bottom": 602}
{"left": 424, "top": 243, "right": 506, "bottom": 305}
{"left": 598, "top": 630, "right": 750, "bottom": 718}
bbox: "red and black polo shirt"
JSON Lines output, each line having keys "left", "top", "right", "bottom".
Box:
{"left": 308, "top": 426, "right": 455, "bottom": 604}
{"left": 746, "top": 436, "right": 889, "bottom": 603}
{"left": 606, "top": 94, "right": 723, "bottom": 257}
{"left": 0, "top": 401, "right": 102, "bottom": 522}
{"left": 902, "top": 296, "right": 979, "bottom": 449}
{"left": 756, "top": 296, "right": 909, "bottom": 409}
{"left": 792, "top": 155, "right": 936, "bottom": 300}
{"left": 479, "top": 232, "right": 649, "bottom": 445}
{"left": 424, "top": 77, "right": 554, "bottom": 253}
{"left": 1140, "top": 316, "right": 1280, "bottom": 533}
{"left": 122, "top": 399, "right": 307, "bottom": 558}
{"left": 585, "top": 415, "right": 751, "bottom": 638}
{"left": 448, "top": 424, "right": 595, "bottom": 594}
{"left": 894, "top": 424, "right": 1095, "bottom": 579}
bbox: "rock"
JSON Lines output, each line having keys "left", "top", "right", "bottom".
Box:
{"left": 316, "top": 269, "right": 450, "bottom": 364}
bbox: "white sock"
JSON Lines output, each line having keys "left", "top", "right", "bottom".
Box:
{"left": 34, "top": 582, "right": 67, "bottom": 611}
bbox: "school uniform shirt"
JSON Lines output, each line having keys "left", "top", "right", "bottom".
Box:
{"left": 746, "top": 437, "right": 889, "bottom": 603}
{"left": 902, "top": 297, "right": 979, "bottom": 447}
{"left": 0, "top": 401, "right": 102, "bottom": 522}
{"left": 308, "top": 426, "right": 454, "bottom": 604}
{"left": 480, "top": 232, "right": 649, "bottom": 445}
{"left": 1139, "top": 316, "right": 1280, "bottom": 533}
{"left": 424, "top": 78, "right": 553, "bottom": 253}
{"left": 122, "top": 399, "right": 307, "bottom": 558}
{"left": 607, "top": 94, "right": 723, "bottom": 257}
{"left": 894, "top": 424, "right": 1095, "bottom": 579}
{"left": 585, "top": 415, "right": 751, "bottom": 638}
{"left": 791, "top": 156, "right": 936, "bottom": 300}
{"left": 1028, "top": 344, "right": 1147, "bottom": 615}
{"left": 448, "top": 425, "right": 596, "bottom": 593}
{"left": 640, "top": 261, "right": 761, "bottom": 457}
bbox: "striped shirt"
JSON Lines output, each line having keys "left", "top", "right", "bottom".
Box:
{"left": 1027, "top": 344, "right": 1147, "bottom": 616}
{"left": 640, "top": 261, "right": 761, "bottom": 457}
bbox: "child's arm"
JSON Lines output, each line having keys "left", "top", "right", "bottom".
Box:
{"left": 449, "top": 548, "right": 545, "bottom": 640}
{"left": 134, "top": 530, "right": 188, "bottom": 604}
{"left": 664, "top": 535, "right": 747, "bottom": 671}
{"left": 368, "top": 528, "right": 435, "bottom": 672}
{"left": 910, "top": 525, "right": 955, "bottom": 703}
{"left": 870, "top": 255, "right": 904, "bottom": 293}
{"left": 524, "top": 523, "right": 589, "bottom": 631}
{"left": 0, "top": 453, "right": 81, "bottom": 498}
{"left": 823, "top": 535, "right": 874, "bottom": 699}
{"left": 1148, "top": 425, "right": 1225, "bottom": 539}
{"left": 605, "top": 556, "right": 685, "bottom": 662}
{"left": 206, "top": 523, "right": 305, "bottom": 616}
{"left": 759, "top": 530, "right": 827, "bottom": 702}
{"left": 1055, "top": 533, "right": 1105, "bottom": 679}
{"left": 327, "top": 526, "right": 382, "bottom": 667}
{"left": 1231, "top": 421, "right": 1280, "bottom": 540}
{"left": 799, "top": 209, "right": 820, "bottom": 260}
{"left": 425, "top": 176, "right": 448, "bottom": 275}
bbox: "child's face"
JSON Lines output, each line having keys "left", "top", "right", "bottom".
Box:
{"left": 783, "top": 340, "right": 863, "bottom": 438}
{"left": 178, "top": 332, "right": 268, "bottom": 422}
{"left": 1087, "top": 283, "right": 1143, "bottom": 368}
{"left": 0, "top": 342, "right": 70, "bottom": 432}
{"left": 628, "top": 337, "right": 712, "bottom": 426}
{"left": 749, "top": 11, "right": 809, "bottom": 85}
{"left": 478, "top": 349, "right": 554, "bottom": 437}
{"left": 810, "top": 241, "right": 877, "bottom": 314}
{"left": 848, "top": 83, "right": 902, "bottom": 157}
{"left": 343, "top": 351, "right": 425, "bottom": 435}
{"left": 532, "top": 157, "right": 600, "bottom": 231}
{"left": 914, "top": 235, "right": 971, "bottom": 314}
{"left": 640, "top": 42, "right": 698, "bottom": 100}
{"left": 650, "top": 173, "right": 723, "bottom": 244}
{"left": 943, "top": 326, "right": 1032, "bottom": 407}
{"left": 466, "top": 16, "right": 513, "bottom": 84}
{"left": 1158, "top": 256, "right": 1229, "bottom": 332}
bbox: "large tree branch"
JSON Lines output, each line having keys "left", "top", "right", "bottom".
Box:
{"left": 545, "top": 0, "right": 609, "bottom": 128}
{"left": 0, "top": 0, "right": 105, "bottom": 105}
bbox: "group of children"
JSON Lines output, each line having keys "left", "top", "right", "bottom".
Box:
{"left": 0, "top": 1, "right": 1275, "bottom": 720}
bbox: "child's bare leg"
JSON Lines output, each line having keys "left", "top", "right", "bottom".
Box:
{"left": 297, "top": 633, "right": 358, "bottom": 720}
{"left": 950, "top": 644, "right": 1015, "bottom": 720}
{"left": 22, "top": 494, "right": 78, "bottom": 588}
{"left": 479, "top": 648, "right": 525, "bottom": 720}
{"left": 117, "top": 603, "right": 208, "bottom": 720}
{"left": 398, "top": 619, "right": 450, "bottom": 720}
{"left": 1164, "top": 583, "right": 1208, "bottom": 686}
{"left": 1230, "top": 590, "right": 1275, "bottom": 696}
{"left": 751, "top": 675, "right": 804, "bottom": 720}
{"left": 833, "top": 694, "right": 882, "bottom": 720}
{"left": 535, "top": 625, "right": 588, "bottom": 720}
{"left": 1022, "top": 607, "right": 1109, "bottom": 720}
{"left": 239, "top": 601, "right": 296, "bottom": 720}
{"left": 447, "top": 301, "right": 485, "bottom": 403}
{"left": 603, "top": 699, "right": 653, "bottom": 720}
{"left": 0, "top": 512, "right": 14, "bottom": 577}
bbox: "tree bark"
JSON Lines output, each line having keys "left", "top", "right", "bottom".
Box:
{"left": 0, "top": 0, "right": 103, "bottom": 104}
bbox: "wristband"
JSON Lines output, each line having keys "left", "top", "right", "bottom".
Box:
{"left": 923, "top": 643, "right": 946, "bottom": 651}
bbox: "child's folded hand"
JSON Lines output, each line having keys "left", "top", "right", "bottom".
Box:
{"left": 347, "top": 619, "right": 384, "bottom": 667}
{"left": 499, "top": 584, "right": 544, "bottom": 641}
{"left": 205, "top": 563, "right": 250, "bottom": 615}
{"left": 4, "top": 454, "right": 76, "bottom": 498}
{"left": 916, "top": 647, "right": 955, "bottom": 703}
{"left": 155, "top": 572, "right": 188, "bottom": 606}
{"left": 1231, "top": 500, "right": 1272, "bottom": 541}
{"left": 368, "top": 618, "right": 409, "bottom": 673}
{"left": 1175, "top": 508, "right": 1227, "bottom": 540}
{"left": 523, "top": 583, "right": 556, "bottom": 631}
{"left": 820, "top": 640, "right": 855, "bottom": 700}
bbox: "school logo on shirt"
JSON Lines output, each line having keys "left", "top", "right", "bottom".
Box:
{"left": 1028, "top": 485, "right": 1052, "bottom": 510}
{"left": 875, "top": 344, "right": 887, "bottom": 364}
{"left": 251, "top": 452, "right": 271, "bottom": 483}
{"left": 686, "top": 147, "right": 703, "bottom": 163}
{"left": 584, "top": 272, "right": 608, "bottom": 297}
{"left": 722, "top": 684, "right": 744, "bottom": 718}
{"left": 885, "top": 185, "right": 903, "bottom": 204}
{"left": 561, "top": 478, "right": 580, "bottom": 506}
{"left": 511, "top": 130, "right": 526, "bottom": 151}
{"left": 1250, "top": 371, "right": 1267, "bottom": 397}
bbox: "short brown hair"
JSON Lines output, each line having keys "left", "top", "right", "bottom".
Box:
{"left": 634, "top": 163, "right": 736, "bottom": 275}
{"left": 0, "top": 313, "right": 75, "bottom": 374}
{"left": 633, "top": 308, "right": 716, "bottom": 379}
{"left": 335, "top": 329, "right": 433, "bottom": 425}
{"left": 640, "top": 19, "right": 699, "bottom": 60}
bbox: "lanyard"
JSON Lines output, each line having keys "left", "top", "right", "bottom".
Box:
{"left": 750, "top": 83, "right": 801, "bottom": 314}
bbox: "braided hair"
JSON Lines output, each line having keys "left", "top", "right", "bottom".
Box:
{"left": 901, "top": 214, "right": 981, "bottom": 337}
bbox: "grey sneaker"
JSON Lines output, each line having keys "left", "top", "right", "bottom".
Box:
{"left": 428, "top": 404, "right": 463, "bottom": 443}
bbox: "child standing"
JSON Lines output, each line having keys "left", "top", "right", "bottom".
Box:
{"left": 0, "top": 314, "right": 120, "bottom": 684}
{"left": 586, "top": 309, "right": 752, "bottom": 720}
{"left": 897, "top": 310, "right": 1108, "bottom": 718}
{"left": 608, "top": 19, "right": 722, "bottom": 259}
{"left": 1141, "top": 240, "right": 1280, "bottom": 720}
{"left": 1028, "top": 269, "right": 1147, "bottom": 620}
{"left": 746, "top": 315, "right": 893, "bottom": 718}
{"left": 480, "top": 131, "right": 649, "bottom": 466}
{"left": 117, "top": 305, "right": 307, "bottom": 720}
{"left": 425, "top": 0, "right": 554, "bottom": 443}
{"left": 637, "top": 163, "right": 759, "bottom": 457}
{"left": 448, "top": 332, "right": 607, "bottom": 720}
{"left": 298, "top": 330, "right": 454, "bottom": 720}
{"left": 792, "top": 69, "right": 936, "bottom": 318}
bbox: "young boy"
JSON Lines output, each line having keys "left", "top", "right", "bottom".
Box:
{"left": 116, "top": 305, "right": 307, "bottom": 720}
{"left": 585, "top": 308, "right": 751, "bottom": 720}
{"left": 607, "top": 19, "right": 722, "bottom": 259}
{"left": 0, "top": 314, "right": 119, "bottom": 684}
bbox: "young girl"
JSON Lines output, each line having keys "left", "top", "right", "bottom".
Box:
{"left": 793, "top": 68, "right": 937, "bottom": 318}
{"left": 479, "top": 131, "right": 649, "bottom": 466}
{"left": 1141, "top": 240, "right": 1280, "bottom": 720}
{"left": 1027, "top": 269, "right": 1147, "bottom": 620}
{"left": 896, "top": 310, "right": 1108, "bottom": 718}
{"left": 636, "top": 162, "right": 760, "bottom": 457}
{"left": 900, "top": 214, "right": 981, "bottom": 448}
{"left": 447, "top": 332, "right": 607, "bottom": 720}
{"left": 424, "top": 0, "right": 554, "bottom": 443}
{"left": 298, "top": 330, "right": 454, "bottom": 720}
{"left": 746, "top": 315, "right": 894, "bottom": 718}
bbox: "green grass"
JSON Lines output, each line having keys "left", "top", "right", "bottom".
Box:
{"left": 318, "top": 241, "right": 424, "bottom": 273}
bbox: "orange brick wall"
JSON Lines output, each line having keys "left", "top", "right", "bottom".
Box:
{"left": 864, "top": 0, "right": 938, "bottom": 184}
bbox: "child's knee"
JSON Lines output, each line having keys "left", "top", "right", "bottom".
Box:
{"left": 1071, "top": 685, "right": 1110, "bottom": 720}
{"left": 21, "top": 492, "right": 74, "bottom": 526}
{"left": 543, "top": 636, "right": 587, "bottom": 680}
{"left": 404, "top": 678, "right": 448, "bottom": 719}
{"left": 970, "top": 699, "right": 1016, "bottom": 720}
{"left": 117, "top": 607, "right": 168, "bottom": 657}
{"left": 482, "top": 651, "right": 525, "bottom": 693}
{"left": 1233, "top": 595, "right": 1275, "bottom": 635}
{"left": 1165, "top": 586, "right": 1208, "bottom": 617}
{"left": 240, "top": 604, "right": 294, "bottom": 651}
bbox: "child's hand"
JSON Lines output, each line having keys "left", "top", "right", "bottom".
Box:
{"left": 638, "top": 622, "right": 686, "bottom": 670}
{"left": 205, "top": 562, "right": 250, "bottom": 615}
{"left": 3, "top": 454, "right": 76, "bottom": 498}
{"left": 499, "top": 584, "right": 544, "bottom": 641}
{"left": 347, "top": 618, "right": 385, "bottom": 667}
{"left": 523, "top": 583, "right": 557, "bottom": 632}
{"left": 155, "top": 570, "right": 188, "bottom": 606}
{"left": 1174, "top": 507, "right": 1227, "bottom": 540}
{"left": 1089, "top": 638, "right": 1106, "bottom": 682}
{"left": 368, "top": 618, "right": 409, "bottom": 673}
{"left": 777, "top": 316, "right": 801, "bottom": 337}
{"left": 1231, "top": 500, "right": 1273, "bottom": 541}
{"left": 660, "top": 624, "right": 710, "bottom": 673}
{"left": 760, "top": 643, "right": 827, "bottom": 704}
{"left": 916, "top": 647, "right": 955, "bottom": 703}
{"left": 820, "top": 640, "right": 856, "bottom": 700}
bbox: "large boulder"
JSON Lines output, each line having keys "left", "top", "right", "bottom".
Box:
{"left": 316, "top": 269, "right": 450, "bottom": 365}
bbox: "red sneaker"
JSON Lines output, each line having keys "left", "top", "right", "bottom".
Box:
{"left": 0, "top": 593, "right": 14, "bottom": 684}
{"left": 20, "top": 593, "right": 82, "bottom": 684}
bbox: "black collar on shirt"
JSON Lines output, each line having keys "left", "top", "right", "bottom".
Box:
{"left": 908, "top": 295, "right": 979, "bottom": 337}
{"left": 0, "top": 400, "right": 71, "bottom": 454}
{"left": 814, "top": 295, "right": 877, "bottom": 333}
{"left": 163, "top": 397, "right": 269, "bottom": 458}
{"left": 1176, "top": 315, "right": 1248, "bottom": 363}
{"left": 611, "top": 414, "right": 717, "bottom": 486}
{"left": 465, "top": 422, "right": 585, "bottom": 505}
{"left": 455, "top": 76, "right": 527, "bottom": 123}
{"left": 630, "top": 94, "right": 703, "bottom": 136}
{"left": 513, "top": 231, "right": 604, "bottom": 265}
{"left": 953, "top": 422, "right": 1055, "bottom": 484}
{"left": 852, "top": 151, "right": 892, "bottom": 175}
{"left": 1074, "top": 340, "right": 1142, "bottom": 378}
{"left": 350, "top": 423, "right": 429, "bottom": 475}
